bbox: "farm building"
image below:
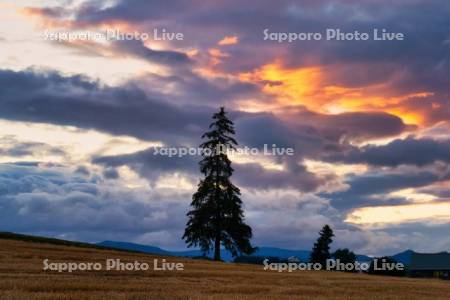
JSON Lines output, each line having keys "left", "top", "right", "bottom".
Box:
{"left": 410, "top": 252, "right": 450, "bottom": 279}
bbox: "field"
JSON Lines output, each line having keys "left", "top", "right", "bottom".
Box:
{"left": 0, "top": 236, "right": 449, "bottom": 299}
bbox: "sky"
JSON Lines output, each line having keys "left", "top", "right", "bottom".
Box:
{"left": 0, "top": 0, "right": 449, "bottom": 256}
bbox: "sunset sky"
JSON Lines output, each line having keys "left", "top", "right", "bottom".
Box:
{"left": 0, "top": 0, "right": 449, "bottom": 255}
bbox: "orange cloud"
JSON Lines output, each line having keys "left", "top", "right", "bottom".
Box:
{"left": 238, "top": 60, "right": 433, "bottom": 126}
{"left": 186, "top": 49, "right": 199, "bottom": 57}
{"left": 208, "top": 48, "right": 230, "bottom": 66}
{"left": 239, "top": 60, "right": 324, "bottom": 107}
{"left": 218, "top": 35, "right": 238, "bottom": 46}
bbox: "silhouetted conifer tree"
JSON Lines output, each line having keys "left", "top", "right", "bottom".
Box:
{"left": 183, "top": 107, "right": 254, "bottom": 261}
{"left": 310, "top": 224, "right": 334, "bottom": 267}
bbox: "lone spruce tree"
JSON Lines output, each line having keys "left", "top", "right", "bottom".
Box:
{"left": 183, "top": 107, "right": 255, "bottom": 261}
{"left": 310, "top": 224, "right": 334, "bottom": 267}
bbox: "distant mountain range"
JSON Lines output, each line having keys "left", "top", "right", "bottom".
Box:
{"left": 97, "top": 241, "right": 373, "bottom": 262}
{"left": 391, "top": 249, "right": 415, "bottom": 265}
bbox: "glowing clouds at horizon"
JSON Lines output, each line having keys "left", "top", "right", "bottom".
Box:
{"left": 346, "top": 202, "right": 450, "bottom": 225}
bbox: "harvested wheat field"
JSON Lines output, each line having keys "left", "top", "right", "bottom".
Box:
{"left": 0, "top": 237, "right": 449, "bottom": 300}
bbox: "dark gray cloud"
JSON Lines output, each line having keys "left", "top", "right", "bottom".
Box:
{"left": 102, "top": 167, "right": 119, "bottom": 179}
{"left": 326, "top": 137, "right": 450, "bottom": 167}
{"left": 0, "top": 136, "right": 66, "bottom": 158}
{"left": 54, "top": 39, "right": 192, "bottom": 67}
{"left": 75, "top": 165, "right": 91, "bottom": 176}
{"left": 235, "top": 109, "right": 412, "bottom": 163}
{"left": 92, "top": 147, "right": 197, "bottom": 182}
{"left": 0, "top": 69, "right": 211, "bottom": 143}
{"left": 74, "top": 0, "right": 193, "bottom": 25}
{"left": 281, "top": 107, "right": 414, "bottom": 141}
{"left": 234, "top": 162, "right": 326, "bottom": 192}
{"left": 110, "top": 39, "right": 191, "bottom": 66}
{"left": 0, "top": 68, "right": 269, "bottom": 143}
{"left": 92, "top": 146, "right": 326, "bottom": 192}
{"left": 324, "top": 169, "right": 450, "bottom": 210}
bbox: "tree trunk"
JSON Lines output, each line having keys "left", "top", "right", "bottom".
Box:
{"left": 213, "top": 157, "right": 221, "bottom": 261}
{"left": 214, "top": 234, "right": 221, "bottom": 261}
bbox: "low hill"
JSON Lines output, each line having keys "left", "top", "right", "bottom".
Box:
{"left": 1, "top": 233, "right": 449, "bottom": 299}
{"left": 98, "top": 240, "right": 170, "bottom": 255}
{"left": 98, "top": 240, "right": 371, "bottom": 262}
{"left": 391, "top": 249, "right": 415, "bottom": 265}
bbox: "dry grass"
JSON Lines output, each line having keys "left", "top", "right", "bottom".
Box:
{"left": 0, "top": 238, "right": 449, "bottom": 299}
